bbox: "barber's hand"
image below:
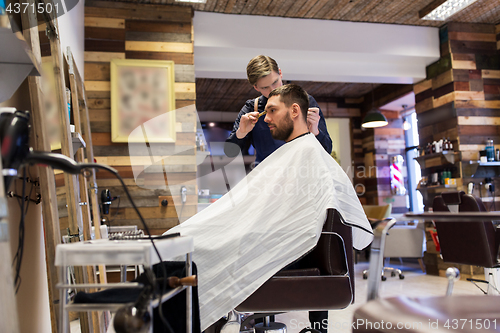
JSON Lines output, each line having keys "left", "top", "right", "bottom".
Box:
{"left": 307, "top": 107, "right": 320, "bottom": 136}
{"left": 236, "top": 112, "right": 259, "bottom": 139}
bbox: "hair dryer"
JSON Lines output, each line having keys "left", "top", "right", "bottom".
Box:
{"left": 0, "top": 109, "right": 117, "bottom": 193}
{"left": 113, "top": 285, "right": 152, "bottom": 333}
{"left": 101, "top": 189, "right": 117, "bottom": 215}
{"left": 0, "top": 109, "right": 30, "bottom": 190}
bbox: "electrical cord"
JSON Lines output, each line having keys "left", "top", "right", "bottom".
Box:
{"left": 108, "top": 196, "right": 121, "bottom": 224}
{"left": 12, "top": 166, "right": 31, "bottom": 294}
{"left": 78, "top": 164, "right": 163, "bottom": 261}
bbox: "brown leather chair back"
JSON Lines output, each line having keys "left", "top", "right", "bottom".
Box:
{"left": 297, "top": 209, "right": 354, "bottom": 292}
{"left": 236, "top": 209, "right": 354, "bottom": 312}
{"left": 432, "top": 191, "right": 498, "bottom": 268}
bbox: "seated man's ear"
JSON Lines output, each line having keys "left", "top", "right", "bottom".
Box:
{"left": 291, "top": 103, "right": 301, "bottom": 119}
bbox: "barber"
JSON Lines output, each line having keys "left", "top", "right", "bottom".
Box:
{"left": 224, "top": 55, "right": 332, "bottom": 164}
{"left": 224, "top": 56, "right": 331, "bottom": 333}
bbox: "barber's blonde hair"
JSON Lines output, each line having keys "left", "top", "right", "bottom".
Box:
{"left": 246, "top": 55, "right": 279, "bottom": 86}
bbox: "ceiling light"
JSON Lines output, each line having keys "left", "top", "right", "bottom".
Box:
{"left": 362, "top": 111, "right": 388, "bottom": 128}
{"left": 175, "top": 0, "right": 207, "bottom": 3}
{"left": 362, "top": 84, "right": 388, "bottom": 129}
{"left": 403, "top": 120, "right": 411, "bottom": 131}
{"left": 419, "top": 0, "right": 478, "bottom": 21}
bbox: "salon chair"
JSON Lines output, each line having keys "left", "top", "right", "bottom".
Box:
{"left": 355, "top": 204, "right": 391, "bottom": 264}
{"left": 353, "top": 216, "right": 500, "bottom": 333}
{"left": 234, "top": 208, "right": 354, "bottom": 332}
{"left": 432, "top": 191, "right": 500, "bottom": 293}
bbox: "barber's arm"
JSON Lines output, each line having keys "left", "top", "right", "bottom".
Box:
{"left": 224, "top": 102, "right": 258, "bottom": 157}
{"left": 308, "top": 97, "right": 333, "bottom": 154}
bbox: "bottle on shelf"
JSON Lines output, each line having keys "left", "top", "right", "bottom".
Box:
{"left": 448, "top": 138, "right": 453, "bottom": 151}
{"left": 438, "top": 139, "right": 443, "bottom": 153}
{"left": 443, "top": 138, "right": 449, "bottom": 151}
{"left": 66, "top": 88, "right": 71, "bottom": 121}
{"left": 486, "top": 138, "right": 495, "bottom": 162}
{"left": 440, "top": 170, "right": 446, "bottom": 185}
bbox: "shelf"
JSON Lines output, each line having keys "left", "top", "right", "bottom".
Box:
{"left": 71, "top": 132, "right": 86, "bottom": 155}
{"left": 414, "top": 151, "right": 461, "bottom": 169}
{"left": 55, "top": 236, "right": 194, "bottom": 267}
{"left": 65, "top": 303, "right": 131, "bottom": 312}
{"left": 0, "top": 14, "right": 41, "bottom": 103}
{"left": 417, "top": 184, "right": 457, "bottom": 192}
{"left": 462, "top": 161, "right": 500, "bottom": 178}
{"left": 57, "top": 235, "right": 195, "bottom": 333}
{"left": 63, "top": 285, "right": 187, "bottom": 312}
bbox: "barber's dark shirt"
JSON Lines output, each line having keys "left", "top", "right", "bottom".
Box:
{"left": 224, "top": 95, "right": 332, "bottom": 163}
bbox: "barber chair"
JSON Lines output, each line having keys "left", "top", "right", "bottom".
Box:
{"left": 353, "top": 216, "right": 500, "bottom": 333}
{"left": 233, "top": 208, "right": 354, "bottom": 333}
{"left": 432, "top": 191, "right": 500, "bottom": 294}
{"left": 356, "top": 204, "right": 392, "bottom": 264}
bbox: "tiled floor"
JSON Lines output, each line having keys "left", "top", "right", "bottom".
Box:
{"left": 71, "top": 259, "right": 487, "bottom": 333}
{"left": 275, "top": 259, "right": 484, "bottom": 333}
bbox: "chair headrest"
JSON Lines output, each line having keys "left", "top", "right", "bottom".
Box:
{"left": 441, "top": 191, "right": 464, "bottom": 206}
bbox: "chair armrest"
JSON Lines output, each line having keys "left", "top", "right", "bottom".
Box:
{"left": 274, "top": 268, "right": 320, "bottom": 277}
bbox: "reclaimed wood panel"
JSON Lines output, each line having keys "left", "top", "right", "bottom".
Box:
{"left": 125, "top": 20, "right": 191, "bottom": 34}
{"left": 85, "top": 27, "right": 126, "bottom": 40}
{"left": 85, "top": 17, "right": 125, "bottom": 29}
{"left": 125, "top": 51, "right": 194, "bottom": 64}
{"left": 125, "top": 41, "right": 193, "bottom": 53}
{"left": 84, "top": 1, "right": 197, "bottom": 232}
{"left": 125, "top": 31, "right": 191, "bottom": 43}
{"left": 415, "top": 22, "right": 500, "bottom": 212}
{"left": 84, "top": 51, "right": 125, "bottom": 62}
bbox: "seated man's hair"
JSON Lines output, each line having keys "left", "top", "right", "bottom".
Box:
{"left": 268, "top": 84, "right": 309, "bottom": 120}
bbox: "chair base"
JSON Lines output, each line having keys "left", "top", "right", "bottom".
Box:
{"left": 362, "top": 267, "right": 404, "bottom": 281}
{"left": 254, "top": 322, "right": 286, "bottom": 333}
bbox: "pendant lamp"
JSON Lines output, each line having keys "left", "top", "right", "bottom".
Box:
{"left": 361, "top": 85, "right": 388, "bottom": 128}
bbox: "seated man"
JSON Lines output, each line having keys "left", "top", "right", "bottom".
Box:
{"left": 166, "top": 84, "right": 373, "bottom": 331}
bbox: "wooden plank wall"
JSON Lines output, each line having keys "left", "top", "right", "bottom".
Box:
{"left": 55, "top": 1, "right": 196, "bottom": 234}
{"left": 497, "top": 23, "right": 500, "bottom": 52}
{"left": 356, "top": 112, "right": 408, "bottom": 213}
{"left": 317, "top": 97, "right": 362, "bottom": 118}
{"left": 414, "top": 22, "right": 500, "bottom": 209}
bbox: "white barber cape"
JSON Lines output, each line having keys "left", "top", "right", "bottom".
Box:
{"left": 166, "top": 133, "right": 373, "bottom": 330}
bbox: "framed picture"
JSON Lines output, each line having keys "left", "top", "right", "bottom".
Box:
{"left": 41, "top": 60, "right": 62, "bottom": 151}
{"left": 110, "top": 59, "right": 176, "bottom": 143}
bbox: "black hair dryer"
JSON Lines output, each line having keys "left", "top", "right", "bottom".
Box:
{"left": 113, "top": 285, "right": 152, "bottom": 333}
{"left": 0, "top": 108, "right": 30, "bottom": 192}
{"left": 101, "top": 189, "right": 117, "bottom": 215}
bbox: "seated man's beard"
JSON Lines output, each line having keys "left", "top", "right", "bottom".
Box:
{"left": 270, "top": 112, "right": 294, "bottom": 141}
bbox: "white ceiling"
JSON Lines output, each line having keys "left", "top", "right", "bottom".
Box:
{"left": 193, "top": 12, "right": 441, "bottom": 84}
{"left": 380, "top": 92, "right": 416, "bottom": 111}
